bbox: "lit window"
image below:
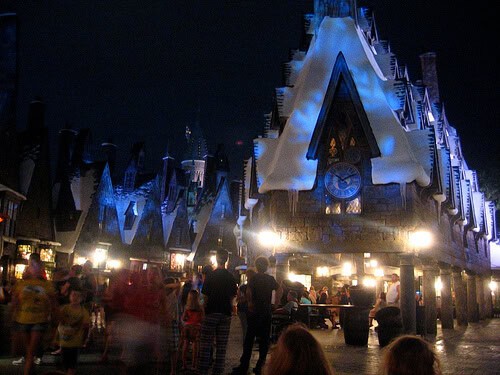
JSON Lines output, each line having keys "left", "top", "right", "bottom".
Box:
{"left": 325, "top": 202, "right": 341, "bottom": 215}
{"left": 346, "top": 197, "right": 362, "bottom": 214}
{"left": 18, "top": 244, "right": 32, "bottom": 260}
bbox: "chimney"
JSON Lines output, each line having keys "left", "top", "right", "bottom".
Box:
{"left": 27, "top": 98, "right": 45, "bottom": 130}
{"left": 419, "top": 52, "right": 440, "bottom": 104}
{"left": 161, "top": 149, "right": 175, "bottom": 202}
{"left": 56, "top": 124, "right": 77, "bottom": 181}
{"left": 101, "top": 138, "right": 117, "bottom": 175}
{"left": 315, "top": 0, "right": 354, "bottom": 30}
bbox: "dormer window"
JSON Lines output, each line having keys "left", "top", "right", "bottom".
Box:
{"left": 124, "top": 201, "right": 137, "bottom": 230}
{"left": 124, "top": 169, "right": 136, "bottom": 192}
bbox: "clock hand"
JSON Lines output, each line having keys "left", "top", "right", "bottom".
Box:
{"left": 334, "top": 173, "right": 346, "bottom": 182}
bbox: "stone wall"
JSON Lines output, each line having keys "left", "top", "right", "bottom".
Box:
{"left": 264, "top": 180, "right": 490, "bottom": 275}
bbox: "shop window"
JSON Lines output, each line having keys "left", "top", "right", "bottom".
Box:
{"left": 170, "top": 253, "right": 186, "bottom": 271}
{"left": 18, "top": 244, "right": 32, "bottom": 260}
{"left": 15, "top": 264, "right": 26, "bottom": 279}
{"left": 40, "top": 248, "right": 55, "bottom": 262}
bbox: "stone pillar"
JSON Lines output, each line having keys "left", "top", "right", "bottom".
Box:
{"left": 353, "top": 253, "right": 365, "bottom": 280}
{"left": 439, "top": 264, "right": 454, "bottom": 329}
{"left": 452, "top": 268, "right": 468, "bottom": 326}
{"left": 275, "top": 253, "right": 290, "bottom": 285}
{"left": 399, "top": 254, "right": 416, "bottom": 334}
{"left": 466, "top": 271, "right": 479, "bottom": 322}
{"left": 484, "top": 278, "right": 493, "bottom": 318}
{"left": 422, "top": 263, "right": 438, "bottom": 335}
{"left": 476, "top": 275, "right": 486, "bottom": 320}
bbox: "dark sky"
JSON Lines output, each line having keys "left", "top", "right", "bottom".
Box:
{"left": 5, "top": 0, "right": 499, "bottom": 178}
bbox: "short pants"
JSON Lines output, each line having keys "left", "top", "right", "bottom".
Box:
{"left": 14, "top": 322, "right": 49, "bottom": 333}
{"left": 62, "top": 347, "right": 79, "bottom": 369}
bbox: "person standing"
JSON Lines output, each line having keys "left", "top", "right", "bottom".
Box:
{"left": 198, "top": 249, "right": 237, "bottom": 375}
{"left": 233, "top": 257, "right": 281, "bottom": 375}
{"left": 57, "top": 288, "right": 90, "bottom": 375}
{"left": 387, "top": 274, "right": 400, "bottom": 306}
{"left": 11, "top": 255, "right": 57, "bottom": 375}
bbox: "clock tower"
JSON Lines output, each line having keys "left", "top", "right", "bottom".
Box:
{"left": 307, "top": 54, "right": 380, "bottom": 215}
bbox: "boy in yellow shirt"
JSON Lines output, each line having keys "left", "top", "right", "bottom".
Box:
{"left": 58, "top": 288, "right": 90, "bottom": 375}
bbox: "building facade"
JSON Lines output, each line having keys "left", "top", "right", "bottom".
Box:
{"left": 239, "top": 0, "right": 497, "bottom": 333}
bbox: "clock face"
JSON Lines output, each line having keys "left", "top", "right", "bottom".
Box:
{"left": 324, "top": 162, "right": 362, "bottom": 199}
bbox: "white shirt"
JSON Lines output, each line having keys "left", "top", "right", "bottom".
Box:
{"left": 387, "top": 281, "right": 400, "bottom": 304}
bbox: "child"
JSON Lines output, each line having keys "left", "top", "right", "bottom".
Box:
{"left": 264, "top": 323, "right": 333, "bottom": 375}
{"left": 57, "top": 288, "right": 90, "bottom": 375}
{"left": 181, "top": 289, "right": 204, "bottom": 370}
{"left": 381, "top": 335, "right": 442, "bottom": 375}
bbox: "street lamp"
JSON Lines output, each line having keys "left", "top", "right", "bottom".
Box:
{"left": 408, "top": 230, "right": 433, "bottom": 250}
{"left": 341, "top": 262, "right": 353, "bottom": 277}
{"left": 374, "top": 268, "right": 384, "bottom": 278}
{"left": 490, "top": 280, "right": 498, "bottom": 294}
{"left": 258, "top": 230, "right": 282, "bottom": 253}
{"left": 107, "top": 259, "right": 122, "bottom": 270}
{"left": 93, "top": 248, "right": 107, "bottom": 267}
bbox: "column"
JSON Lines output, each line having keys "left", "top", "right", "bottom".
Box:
{"left": 399, "top": 254, "right": 416, "bottom": 334}
{"left": 484, "top": 278, "right": 493, "bottom": 318}
{"left": 476, "top": 275, "right": 486, "bottom": 320}
{"left": 452, "top": 268, "right": 468, "bottom": 326}
{"left": 439, "top": 264, "right": 454, "bottom": 329}
{"left": 466, "top": 271, "right": 479, "bottom": 322}
{"left": 353, "top": 253, "right": 365, "bottom": 278}
{"left": 376, "top": 278, "right": 385, "bottom": 299}
{"left": 275, "top": 253, "right": 290, "bottom": 285}
{"left": 422, "top": 263, "right": 438, "bottom": 335}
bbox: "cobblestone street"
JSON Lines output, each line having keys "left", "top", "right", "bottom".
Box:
{"left": 1, "top": 317, "right": 499, "bottom": 375}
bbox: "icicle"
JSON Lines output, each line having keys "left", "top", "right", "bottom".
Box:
{"left": 400, "top": 183, "right": 407, "bottom": 210}
{"left": 288, "top": 189, "right": 299, "bottom": 215}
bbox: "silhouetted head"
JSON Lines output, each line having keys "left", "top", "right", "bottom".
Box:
{"left": 382, "top": 335, "right": 441, "bottom": 375}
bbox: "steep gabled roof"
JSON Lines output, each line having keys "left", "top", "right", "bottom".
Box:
{"left": 254, "top": 17, "right": 431, "bottom": 193}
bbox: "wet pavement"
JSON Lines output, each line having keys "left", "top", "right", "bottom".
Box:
{"left": 0, "top": 317, "right": 499, "bottom": 374}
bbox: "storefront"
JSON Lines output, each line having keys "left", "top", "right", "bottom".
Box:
{"left": 13, "top": 239, "right": 61, "bottom": 280}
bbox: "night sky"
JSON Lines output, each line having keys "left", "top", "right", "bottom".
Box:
{"left": 4, "top": 0, "right": 499, "bottom": 178}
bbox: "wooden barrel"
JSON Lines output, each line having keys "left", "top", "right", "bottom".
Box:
{"left": 343, "top": 307, "right": 370, "bottom": 346}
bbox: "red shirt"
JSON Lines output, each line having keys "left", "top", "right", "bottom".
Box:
{"left": 184, "top": 309, "right": 203, "bottom": 325}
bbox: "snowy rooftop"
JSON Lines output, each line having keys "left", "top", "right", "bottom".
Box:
{"left": 254, "top": 17, "right": 431, "bottom": 193}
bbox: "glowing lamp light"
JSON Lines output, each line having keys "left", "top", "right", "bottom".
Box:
{"left": 374, "top": 268, "right": 384, "bottom": 278}
{"left": 93, "top": 248, "right": 107, "bottom": 266}
{"left": 363, "top": 277, "right": 376, "bottom": 287}
{"left": 258, "top": 230, "right": 282, "bottom": 247}
{"left": 210, "top": 255, "right": 217, "bottom": 266}
{"left": 435, "top": 277, "right": 443, "bottom": 292}
{"left": 75, "top": 257, "right": 87, "bottom": 265}
{"left": 408, "top": 230, "right": 433, "bottom": 249}
{"left": 489, "top": 281, "right": 498, "bottom": 292}
{"left": 316, "top": 266, "right": 329, "bottom": 277}
{"left": 369, "top": 259, "right": 378, "bottom": 268}
{"left": 341, "top": 262, "right": 353, "bottom": 277}
{"left": 107, "top": 259, "right": 122, "bottom": 269}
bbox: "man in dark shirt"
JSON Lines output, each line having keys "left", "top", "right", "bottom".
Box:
{"left": 199, "top": 248, "right": 237, "bottom": 375}
{"left": 232, "top": 256, "right": 281, "bottom": 375}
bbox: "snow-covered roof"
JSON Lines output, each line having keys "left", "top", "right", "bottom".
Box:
{"left": 254, "top": 17, "right": 431, "bottom": 193}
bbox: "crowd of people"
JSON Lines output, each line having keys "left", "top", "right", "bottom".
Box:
{"left": 1, "top": 250, "right": 443, "bottom": 375}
